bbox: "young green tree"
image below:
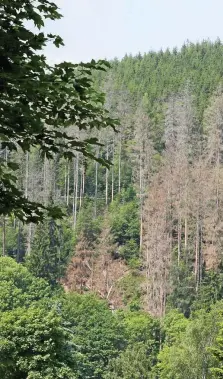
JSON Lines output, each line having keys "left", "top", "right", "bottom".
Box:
{"left": 62, "top": 293, "right": 126, "bottom": 378}
{"left": 156, "top": 306, "right": 221, "bottom": 379}
{"left": 106, "top": 311, "right": 160, "bottom": 378}
{"left": 0, "top": 257, "right": 75, "bottom": 378}
{"left": 109, "top": 190, "right": 140, "bottom": 263}
{"left": 0, "top": 305, "right": 75, "bottom": 379}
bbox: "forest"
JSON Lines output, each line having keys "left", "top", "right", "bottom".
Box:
{"left": 2, "top": 1, "right": 223, "bottom": 378}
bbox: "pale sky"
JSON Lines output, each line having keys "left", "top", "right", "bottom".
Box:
{"left": 45, "top": 0, "right": 223, "bottom": 63}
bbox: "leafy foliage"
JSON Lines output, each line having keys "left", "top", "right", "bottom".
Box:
{"left": 0, "top": 257, "right": 52, "bottom": 311}
{"left": 62, "top": 293, "right": 126, "bottom": 378}
{"left": 0, "top": 0, "right": 118, "bottom": 222}
{"left": 156, "top": 306, "right": 222, "bottom": 379}
{"left": 0, "top": 305, "right": 75, "bottom": 379}
{"left": 106, "top": 311, "right": 159, "bottom": 378}
{"left": 0, "top": 257, "right": 75, "bottom": 378}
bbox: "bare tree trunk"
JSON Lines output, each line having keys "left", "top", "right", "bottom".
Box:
{"left": 216, "top": 149, "right": 220, "bottom": 212}
{"left": 95, "top": 160, "right": 98, "bottom": 217}
{"left": 167, "top": 177, "right": 173, "bottom": 252}
{"left": 139, "top": 150, "right": 143, "bottom": 251}
{"left": 111, "top": 138, "right": 114, "bottom": 202}
{"left": 43, "top": 154, "right": 46, "bottom": 200}
{"left": 195, "top": 215, "right": 199, "bottom": 292}
{"left": 27, "top": 224, "right": 32, "bottom": 256}
{"left": 53, "top": 155, "right": 58, "bottom": 196}
{"left": 198, "top": 217, "right": 203, "bottom": 286}
{"left": 94, "top": 147, "right": 99, "bottom": 217}
{"left": 184, "top": 182, "right": 188, "bottom": 253}
{"left": 177, "top": 215, "right": 181, "bottom": 266}
{"left": 25, "top": 152, "right": 29, "bottom": 198}
{"left": 17, "top": 221, "right": 21, "bottom": 262}
{"left": 79, "top": 168, "right": 83, "bottom": 209}
{"left": 162, "top": 268, "right": 167, "bottom": 317}
{"left": 105, "top": 144, "right": 109, "bottom": 206}
{"left": 43, "top": 154, "right": 51, "bottom": 205}
{"left": 73, "top": 155, "right": 79, "bottom": 229}
{"left": 2, "top": 217, "right": 6, "bottom": 256}
{"left": 82, "top": 165, "right": 85, "bottom": 200}
{"left": 72, "top": 159, "right": 75, "bottom": 227}
{"left": 66, "top": 161, "right": 70, "bottom": 206}
{"left": 184, "top": 217, "right": 188, "bottom": 252}
{"left": 140, "top": 208, "right": 143, "bottom": 252}
{"left": 64, "top": 161, "right": 67, "bottom": 203}
{"left": 24, "top": 152, "right": 32, "bottom": 256}
{"left": 118, "top": 135, "right": 122, "bottom": 194}
{"left": 145, "top": 237, "right": 150, "bottom": 301}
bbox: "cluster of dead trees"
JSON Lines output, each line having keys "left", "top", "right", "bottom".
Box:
{"left": 142, "top": 87, "right": 223, "bottom": 316}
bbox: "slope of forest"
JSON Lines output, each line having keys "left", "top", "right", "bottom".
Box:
{"left": 3, "top": 40, "right": 223, "bottom": 377}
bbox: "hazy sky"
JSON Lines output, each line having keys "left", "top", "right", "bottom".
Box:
{"left": 45, "top": 0, "right": 223, "bottom": 63}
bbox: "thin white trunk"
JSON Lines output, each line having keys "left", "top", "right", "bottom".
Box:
{"left": 111, "top": 139, "right": 114, "bottom": 202}
{"left": 79, "top": 168, "right": 83, "bottom": 209}
{"left": 53, "top": 156, "right": 57, "bottom": 196}
{"left": 17, "top": 221, "right": 21, "bottom": 262}
{"left": 43, "top": 154, "right": 49, "bottom": 205}
{"left": 66, "top": 161, "right": 70, "bottom": 206}
{"left": 177, "top": 215, "right": 181, "bottom": 266}
{"left": 139, "top": 149, "right": 143, "bottom": 251}
{"left": 195, "top": 216, "right": 199, "bottom": 292}
{"left": 105, "top": 145, "right": 109, "bottom": 206}
{"left": 64, "top": 161, "right": 67, "bottom": 202}
{"left": 184, "top": 217, "right": 188, "bottom": 252}
{"left": 184, "top": 180, "right": 188, "bottom": 252}
{"left": 25, "top": 152, "right": 29, "bottom": 198}
{"left": 2, "top": 149, "right": 7, "bottom": 256}
{"left": 72, "top": 159, "right": 75, "bottom": 226}
{"left": 216, "top": 149, "right": 220, "bottom": 212}
{"left": 2, "top": 217, "right": 6, "bottom": 256}
{"left": 140, "top": 208, "right": 143, "bottom": 252}
{"left": 82, "top": 165, "right": 85, "bottom": 199}
{"left": 27, "top": 223, "right": 32, "bottom": 256}
{"left": 95, "top": 160, "right": 98, "bottom": 217}
{"left": 94, "top": 147, "right": 99, "bottom": 217}
{"left": 73, "top": 155, "right": 79, "bottom": 229}
{"left": 118, "top": 136, "right": 122, "bottom": 193}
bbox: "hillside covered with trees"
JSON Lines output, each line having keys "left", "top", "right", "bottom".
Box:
{"left": 2, "top": 1, "right": 223, "bottom": 377}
